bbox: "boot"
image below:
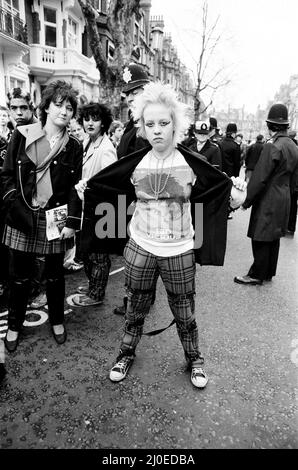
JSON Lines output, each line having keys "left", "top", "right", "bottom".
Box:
{"left": 113, "top": 296, "right": 127, "bottom": 315}
{"left": 46, "top": 277, "right": 65, "bottom": 327}
{"left": 7, "top": 279, "right": 30, "bottom": 332}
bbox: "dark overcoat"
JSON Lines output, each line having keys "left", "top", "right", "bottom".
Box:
{"left": 1, "top": 127, "right": 83, "bottom": 233}
{"left": 81, "top": 144, "right": 232, "bottom": 266}
{"left": 219, "top": 136, "right": 241, "bottom": 177}
{"left": 117, "top": 118, "right": 149, "bottom": 159}
{"left": 245, "top": 141, "right": 264, "bottom": 171}
{"left": 243, "top": 132, "right": 298, "bottom": 241}
{"left": 189, "top": 139, "right": 222, "bottom": 170}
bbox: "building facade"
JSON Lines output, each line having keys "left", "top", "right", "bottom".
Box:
{"left": 0, "top": 0, "right": 193, "bottom": 114}
{"left": 274, "top": 75, "right": 298, "bottom": 131}
{"left": 0, "top": 0, "right": 30, "bottom": 104}
{"left": 149, "top": 16, "right": 194, "bottom": 106}
{"left": 211, "top": 104, "right": 268, "bottom": 142}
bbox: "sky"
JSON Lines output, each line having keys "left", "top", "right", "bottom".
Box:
{"left": 150, "top": 0, "right": 298, "bottom": 113}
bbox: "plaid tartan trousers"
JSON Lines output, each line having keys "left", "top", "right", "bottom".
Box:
{"left": 118, "top": 238, "right": 204, "bottom": 367}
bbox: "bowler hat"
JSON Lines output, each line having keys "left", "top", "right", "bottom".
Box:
{"left": 226, "top": 123, "right": 237, "bottom": 134}
{"left": 194, "top": 121, "right": 209, "bottom": 135}
{"left": 122, "top": 63, "right": 150, "bottom": 93}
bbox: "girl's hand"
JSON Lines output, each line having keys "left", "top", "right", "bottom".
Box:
{"left": 230, "top": 176, "right": 247, "bottom": 191}
{"left": 230, "top": 185, "right": 247, "bottom": 209}
{"left": 75, "top": 178, "right": 88, "bottom": 201}
{"left": 59, "top": 227, "right": 75, "bottom": 240}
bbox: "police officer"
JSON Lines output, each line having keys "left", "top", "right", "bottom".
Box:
{"left": 209, "top": 117, "right": 222, "bottom": 145}
{"left": 245, "top": 134, "right": 264, "bottom": 183}
{"left": 117, "top": 63, "right": 150, "bottom": 159}
{"left": 220, "top": 122, "right": 241, "bottom": 177}
{"left": 234, "top": 103, "right": 298, "bottom": 285}
{"left": 189, "top": 120, "right": 222, "bottom": 170}
{"left": 287, "top": 130, "right": 298, "bottom": 234}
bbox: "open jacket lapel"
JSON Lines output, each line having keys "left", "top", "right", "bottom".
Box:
{"left": 82, "top": 144, "right": 232, "bottom": 265}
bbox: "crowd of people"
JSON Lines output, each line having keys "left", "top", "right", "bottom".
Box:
{"left": 0, "top": 63, "right": 297, "bottom": 389}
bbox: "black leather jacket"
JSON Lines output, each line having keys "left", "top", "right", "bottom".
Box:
{"left": 1, "top": 128, "right": 83, "bottom": 233}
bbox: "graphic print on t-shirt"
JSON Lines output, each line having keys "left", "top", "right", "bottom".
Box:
{"left": 130, "top": 150, "right": 196, "bottom": 244}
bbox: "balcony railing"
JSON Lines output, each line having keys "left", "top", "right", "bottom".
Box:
{"left": 30, "top": 45, "right": 99, "bottom": 81}
{"left": 0, "top": 6, "right": 28, "bottom": 43}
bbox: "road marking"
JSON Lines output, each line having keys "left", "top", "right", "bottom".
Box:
{"left": 0, "top": 311, "right": 8, "bottom": 318}
{"left": 66, "top": 294, "right": 77, "bottom": 307}
{"left": 23, "top": 310, "right": 49, "bottom": 327}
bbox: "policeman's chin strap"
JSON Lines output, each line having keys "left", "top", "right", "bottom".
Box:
{"left": 143, "top": 319, "right": 176, "bottom": 336}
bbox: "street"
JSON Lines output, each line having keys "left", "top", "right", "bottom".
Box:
{"left": 0, "top": 208, "right": 297, "bottom": 450}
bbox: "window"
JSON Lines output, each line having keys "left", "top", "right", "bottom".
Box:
{"left": 91, "top": 0, "right": 99, "bottom": 10}
{"left": 4, "top": 0, "right": 19, "bottom": 14}
{"left": 2, "top": 0, "right": 20, "bottom": 38}
{"left": 93, "top": 0, "right": 107, "bottom": 12}
{"left": 9, "top": 77, "right": 25, "bottom": 89}
{"left": 44, "top": 7, "right": 56, "bottom": 47}
{"left": 107, "top": 40, "right": 114, "bottom": 62}
{"left": 68, "top": 17, "right": 78, "bottom": 49}
{"left": 140, "top": 14, "right": 145, "bottom": 35}
{"left": 134, "top": 23, "right": 139, "bottom": 45}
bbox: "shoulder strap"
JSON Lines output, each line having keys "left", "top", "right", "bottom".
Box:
{"left": 143, "top": 318, "right": 176, "bottom": 336}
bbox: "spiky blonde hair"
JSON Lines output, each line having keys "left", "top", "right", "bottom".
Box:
{"left": 132, "top": 81, "right": 193, "bottom": 147}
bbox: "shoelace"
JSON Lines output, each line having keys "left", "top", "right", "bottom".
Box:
{"left": 115, "top": 358, "right": 131, "bottom": 371}
{"left": 192, "top": 367, "right": 205, "bottom": 377}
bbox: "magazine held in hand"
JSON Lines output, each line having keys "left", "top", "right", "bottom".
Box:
{"left": 45, "top": 204, "right": 68, "bottom": 240}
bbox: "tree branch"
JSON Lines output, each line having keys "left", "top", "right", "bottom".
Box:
{"left": 78, "top": 0, "right": 141, "bottom": 93}
{"left": 77, "top": 0, "right": 109, "bottom": 83}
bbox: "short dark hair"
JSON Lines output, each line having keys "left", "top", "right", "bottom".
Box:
{"left": 267, "top": 122, "right": 289, "bottom": 133}
{"left": 78, "top": 102, "right": 113, "bottom": 134}
{"left": 38, "top": 80, "right": 78, "bottom": 127}
{"left": 7, "top": 87, "right": 34, "bottom": 110}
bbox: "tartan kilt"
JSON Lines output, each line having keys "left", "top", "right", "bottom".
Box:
{"left": 2, "top": 209, "right": 74, "bottom": 255}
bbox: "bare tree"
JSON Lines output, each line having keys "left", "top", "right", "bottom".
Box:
{"left": 191, "top": 0, "right": 232, "bottom": 120}
{"left": 77, "top": 0, "right": 141, "bottom": 99}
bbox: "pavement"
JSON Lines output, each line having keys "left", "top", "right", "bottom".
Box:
{"left": 0, "top": 208, "right": 297, "bottom": 450}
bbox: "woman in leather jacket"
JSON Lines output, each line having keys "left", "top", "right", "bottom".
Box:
{"left": 1, "top": 80, "right": 82, "bottom": 352}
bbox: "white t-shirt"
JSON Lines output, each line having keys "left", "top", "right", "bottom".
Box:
{"left": 129, "top": 149, "right": 196, "bottom": 257}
